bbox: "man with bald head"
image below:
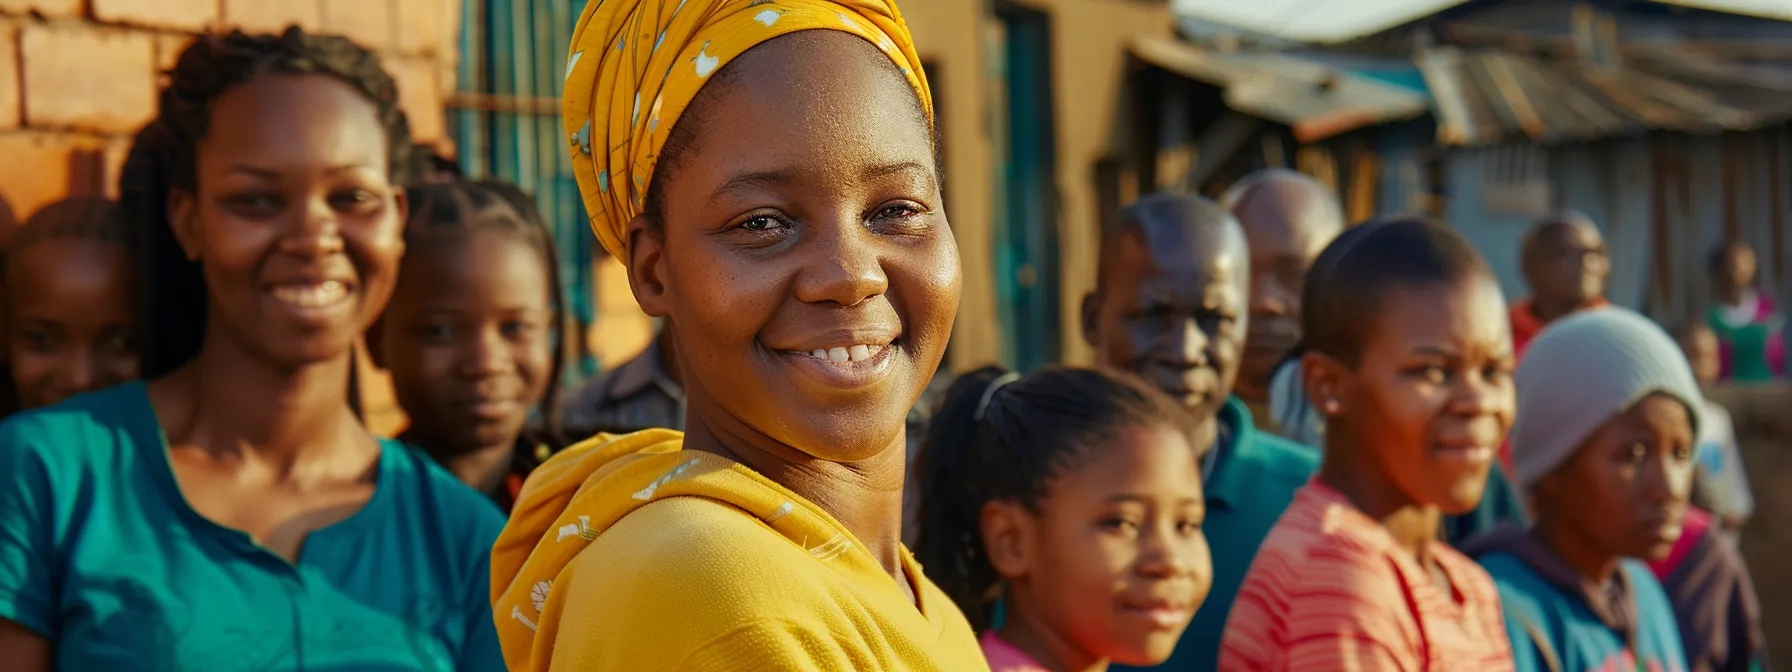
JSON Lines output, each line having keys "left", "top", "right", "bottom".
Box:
{"left": 1086, "top": 193, "right": 1316, "bottom": 672}
{"left": 1223, "top": 170, "right": 1344, "bottom": 441}
{"left": 1513, "top": 210, "right": 1610, "bottom": 356}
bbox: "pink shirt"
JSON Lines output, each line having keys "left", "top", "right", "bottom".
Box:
{"left": 981, "top": 631, "right": 1051, "bottom": 672}
{"left": 1220, "top": 481, "right": 1515, "bottom": 671}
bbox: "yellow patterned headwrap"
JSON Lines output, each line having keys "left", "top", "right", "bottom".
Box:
{"left": 563, "top": 0, "right": 933, "bottom": 262}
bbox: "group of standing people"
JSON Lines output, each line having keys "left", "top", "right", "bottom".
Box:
{"left": 0, "top": 0, "right": 1777, "bottom": 671}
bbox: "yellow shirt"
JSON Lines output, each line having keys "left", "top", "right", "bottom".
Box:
{"left": 491, "top": 430, "right": 987, "bottom": 671}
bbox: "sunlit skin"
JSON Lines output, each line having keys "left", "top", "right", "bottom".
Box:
{"left": 1306, "top": 277, "right": 1515, "bottom": 569}
{"left": 623, "top": 32, "right": 959, "bottom": 599}
{"left": 149, "top": 73, "right": 407, "bottom": 563}
{"left": 1083, "top": 216, "right": 1249, "bottom": 422}
{"left": 1532, "top": 395, "right": 1695, "bottom": 584}
{"left": 374, "top": 230, "right": 555, "bottom": 493}
{"left": 1228, "top": 176, "right": 1343, "bottom": 403}
{"left": 986, "top": 425, "right": 1214, "bottom": 672}
{"left": 4, "top": 239, "right": 139, "bottom": 409}
{"left": 1522, "top": 220, "right": 1608, "bottom": 324}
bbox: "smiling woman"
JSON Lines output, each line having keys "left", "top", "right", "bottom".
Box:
{"left": 0, "top": 28, "right": 506, "bottom": 671}
{"left": 485, "top": 1, "right": 982, "bottom": 670}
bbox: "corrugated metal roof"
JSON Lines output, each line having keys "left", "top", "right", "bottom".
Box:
{"left": 1419, "top": 45, "right": 1792, "bottom": 146}
{"left": 1131, "top": 35, "right": 1433, "bottom": 142}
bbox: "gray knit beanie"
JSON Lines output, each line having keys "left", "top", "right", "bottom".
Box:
{"left": 1511, "top": 307, "right": 1704, "bottom": 493}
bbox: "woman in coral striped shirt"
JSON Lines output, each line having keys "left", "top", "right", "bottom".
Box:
{"left": 1220, "top": 218, "right": 1516, "bottom": 670}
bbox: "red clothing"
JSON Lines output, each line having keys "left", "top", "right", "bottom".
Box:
{"left": 1220, "top": 481, "right": 1514, "bottom": 671}
{"left": 1509, "top": 297, "right": 1610, "bottom": 359}
{"left": 981, "top": 631, "right": 1050, "bottom": 672}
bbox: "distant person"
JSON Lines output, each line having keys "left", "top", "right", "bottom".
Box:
{"left": 1674, "top": 321, "right": 1754, "bottom": 537}
{"left": 0, "top": 29, "right": 505, "bottom": 669}
{"left": 1461, "top": 308, "right": 1694, "bottom": 671}
{"left": 1706, "top": 240, "right": 1785, "bottom": 383}
{"left": 371, "top": 180, "right": 569, "bottom": 511}
{"left": 1663, "top": 323, "right": 1769, "bottom": 672}
{"left": 916, "top": 366, "right": 1214, "bottom": 672}
{"left": 561, "top": 324, "right": 685, "bottom": 434}
{"left": 1510, "top": 211, "right": 1610, "bottom": 357}
{"left": 1, "top": 198, "right": 140, "bottom": 413}
{"left": 1220, "top": 218, "right": 1515, "bottom": 669}
{"left": 1222, "top": 169, "right": 1344, "bottom": 442}
{"left": 1081, "top": 193, "right": 1316, "bottom": 670}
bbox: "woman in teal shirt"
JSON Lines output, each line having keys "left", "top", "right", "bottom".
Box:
{"left": 0, "top": 29, "right": 505, "bottom": 670}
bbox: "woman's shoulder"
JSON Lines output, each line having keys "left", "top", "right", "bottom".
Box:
{"left": 373, "top": 438, "right": 507, "bottom": 540}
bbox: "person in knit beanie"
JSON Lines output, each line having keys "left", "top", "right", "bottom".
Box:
{"left": 1463, "top": 307, "right": 1735, "bottom": 672}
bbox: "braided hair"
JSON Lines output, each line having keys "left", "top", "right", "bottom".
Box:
{"left": 3, "top": 198, "right": 137, "bottom": 258}
{"left": 397, "top": 179, "right": 569, "bottom": 448}
{"left": 913, "top": 365, "right": 1201, "bottom": 632}
{"left": 120, "top": 27, "right": 414, "bottom": 380}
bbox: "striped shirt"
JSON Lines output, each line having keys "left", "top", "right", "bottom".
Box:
{"left": 1220, "top": 481, "right": 1515, "bottom": 671}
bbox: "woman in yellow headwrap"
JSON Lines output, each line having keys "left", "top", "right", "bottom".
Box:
{"left": 489, "top": 1, "right": 982, "bottom": 670}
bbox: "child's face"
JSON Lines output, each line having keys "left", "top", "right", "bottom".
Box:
{"left": 172, "top": 74, "right": 405, "bottom": 369}
{"left": 1087, "top": 225, "right": 1248, "bottom": 418}
{"left": 377, "top": 230, "right": 555, "bottom": 453}
{"left": 1340, "top": 277, "right": 1515, "bottom": 514}
{"left": 632, "top": 32, "right": 958, "bottom": 462}
{"left": 1536, "top": 394, "right": 1694, "bottom": 560}
{"left": 1679, "top": 328, "right": 1720, "bottom": 385}
{"left": 989, "top": 424, "right": 1212, "bottom": 667}
{"left": 4, "top": 239, "right": 139, "bottom": 409}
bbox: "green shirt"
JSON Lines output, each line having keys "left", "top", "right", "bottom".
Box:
{"left": 0, "top": 382, "right": 507, "bottom": 670}
{"left": 1116, "top": 397, "right": 1319, "bottom": 671}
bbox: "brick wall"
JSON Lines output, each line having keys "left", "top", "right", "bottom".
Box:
{"left": 0, "top": 0, "right": 459, "bottom": 436}
{"left": 0, "top": 0, "right": 460, "bottom": 233}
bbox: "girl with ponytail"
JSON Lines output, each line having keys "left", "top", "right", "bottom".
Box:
{"left": 915, "top": 366, "right": 1215, "bottom": 672}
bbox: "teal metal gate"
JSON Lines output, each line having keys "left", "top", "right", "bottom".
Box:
{"left": 452, "top": 0, "right": 598, "bottom": 380}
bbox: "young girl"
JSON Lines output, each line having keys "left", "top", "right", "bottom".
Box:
{"left": 1706, "top": 240, "right": 1784, "bottom": 382}
{"left": 1220, "top": 218, "right": 1516, "bottom": 669}
{"left": 916, "top": 366, "right": 1214, "bottom": 672}
{"left": 488, "top": 1, "right": 987, "bottom": 669}
{"left": 371, "top": 179, "right": 567, "bottom": 511}
{"left": 0, "top": 29, "right": 505, "bottom": 670}
{"left": 1462, "top": 308, "right": 1703, "bottom": 672}
{"left": 1, "top": 197, "right": 140, "bottom": 413}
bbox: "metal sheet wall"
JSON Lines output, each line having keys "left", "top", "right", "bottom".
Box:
{"left": 453, "top": 0, "right": 599, "bottom": 382}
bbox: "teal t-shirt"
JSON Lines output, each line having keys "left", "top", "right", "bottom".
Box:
{"left": 1482, "top": 554, "right": 1688, "bottom": 672}
{"left": 1116, "top": 397, "right": 1319, "bottom": 671}
{"left": 0, "top": 382, "right": 508, "bottom": 670}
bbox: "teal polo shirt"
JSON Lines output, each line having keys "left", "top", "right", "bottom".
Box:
{"left": 0, "top": 381, "right": 507, "bottom": 670}
{"left": 1116, "top": 397, "right": 1318, "bottom": 671}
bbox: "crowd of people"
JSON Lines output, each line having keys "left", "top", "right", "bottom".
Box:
{"left": 0, "top": 0, "right": 1779, "bottom": 670}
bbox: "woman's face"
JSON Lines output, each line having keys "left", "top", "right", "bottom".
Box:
{"left": 1334, "top": 277, "right": 1515, "bottom": 515}
{"left": 635, "top": 32, "right": 959, "bottom": 461}
{"left": 172, "top": 74, "right": 406, "bottom": 369}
